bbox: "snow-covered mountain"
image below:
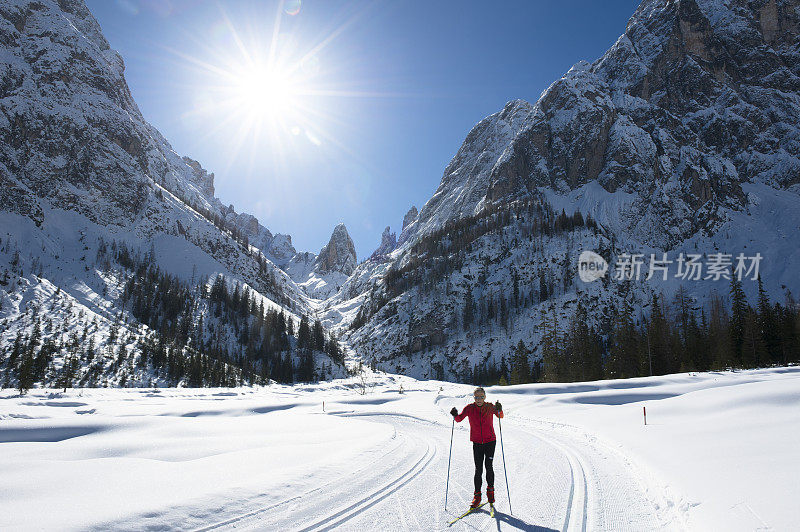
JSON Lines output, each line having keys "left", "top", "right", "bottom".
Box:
{"left": 327, "top": 0, "right": 800, "bottom": 379}
{"left": 285, "top": 223, "right": 358, "bottom": 300}
{"left": 0, "top": 0, "right": 347, "bottom": 388}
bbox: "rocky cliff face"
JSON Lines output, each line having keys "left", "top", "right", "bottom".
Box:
{"left": 315, "top": 224, "right": 357, "bottom": 276}
{"left": 397, "top": 206, "right": 418, "bottom": 246}
{"left": 1, "top": 0, "right": 149, "bottom": 226}
{"left": 402, "top": 206, "right": 418, "bottom": 230}
{"left": 409, "top": 0, "right": 800, "bottom": 250}
{"left": 4, "top": 0, "right": 800, "bottom": 384}
{"left": 369, "top": 227, "right": 397, "bottom": 261}
{"left": 0, "top": 0, "right": 321, "bottom": 302}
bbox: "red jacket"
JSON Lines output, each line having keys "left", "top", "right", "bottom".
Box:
{"left": 455, "top": 402, "right": 504, "bottom": 443}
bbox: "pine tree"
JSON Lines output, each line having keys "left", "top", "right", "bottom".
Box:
{"left": 648, "top": 294, "right": 677, "bottom": 375}
{"left": 16, "top": 349, "right": 35, "bottom": 395}
{"left": 686, "top": 311, "right": 707, "bottom": 371}
{"left": 709, "top": 293, "right": 734, "bottom": 369}
{"left": 487, "top": 293, "right": 496, "bottom": 322}
{"left": 565, "top": 303, "right": 603, "bottom": 381}
{"left": 779, "top": 293, "right": 799, "bottom": 365}
{"left": 742, "top": 309, "right": 767, "bottom": 368}
{"left": 325, "top": 333, "right": 345, "bottom": 365}
{"left": 57, "top": 355, "right": 79, "bottom": 392}
{"left": 297, "top": 351, "right": 315, "bottom": 382}
{"left": 672, "top": 286, "right": 692, "bottom": 369}
{"left": 541, "top": 307, "right": 563, "bottom": 382}
{"left": 509, "top": 340, "right": 530, "bottom": 385}
{"left": 297, "top": 315, "right": 311, "bottom": 351}
{"left": 756, "top": 277, "right": 778, "bottom": 364}
{"left": 312, "top": 320, "right": 326, "bottom": 351}
{"left": 8, "top": 332, "right": 23, "bottom": 368}
{"left": 729, "top": 276, "right": 748, "bottom": 365}
{"left": 608, "top": 299, "right": 640, "bottom": 379}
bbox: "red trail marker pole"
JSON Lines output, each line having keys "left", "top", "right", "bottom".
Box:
{"left": 643, "top": 406, "right": 647, "bottom": 425}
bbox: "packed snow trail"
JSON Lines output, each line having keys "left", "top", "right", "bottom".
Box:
{"left": 171, "top": 395, "right": 673, "bottom": 531}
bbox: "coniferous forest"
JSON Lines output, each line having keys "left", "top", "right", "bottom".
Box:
{"left": 0, "top": 240, "right": 345, "bottom": 394}
{"left": 470, "top": 276, "right": 800, "bottom": 386}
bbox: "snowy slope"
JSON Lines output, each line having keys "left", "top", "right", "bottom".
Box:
{"left": 1, "top": 366, "right": 797, "bottom": 530}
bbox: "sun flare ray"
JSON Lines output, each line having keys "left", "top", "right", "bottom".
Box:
{"left": 162, "top": 0, "right": 406, "bottom": 193}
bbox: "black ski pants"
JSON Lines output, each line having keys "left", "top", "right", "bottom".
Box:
{"left": 472, "top": 440, "right": 496, "bottom": 492}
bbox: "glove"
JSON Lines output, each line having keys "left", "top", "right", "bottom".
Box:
{"left": 495, "top": 401, "right": 503, "bottom": 413}
{"left": 450, "top": 407, "right": 458, "bottom": 417}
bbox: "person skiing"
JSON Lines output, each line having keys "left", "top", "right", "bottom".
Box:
{"left": 450, "top": 387, "right": 503, "bottom": 509}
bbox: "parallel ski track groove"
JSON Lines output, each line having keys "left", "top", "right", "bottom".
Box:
{"left": 194, "top": 411, "right": 593, "bottom": 532}
{"left": 299, "top": 441, "right": 436, "bottom": 532}
{"left": 191, "top": 426, "right": 410, "bottom": 532}
{"left": 505, "top": 418, "right": 589, "bottom": 532}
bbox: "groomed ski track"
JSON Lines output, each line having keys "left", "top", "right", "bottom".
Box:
{"left": 172, "top": 400, "right": 678, "bottom": 531}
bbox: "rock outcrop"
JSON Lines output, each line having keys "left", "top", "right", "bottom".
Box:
{"left": 315, "top": 223, "right": 357, "bottom": 276}
{"left": 369, "top": 226, "right": 397, "bottom": 261}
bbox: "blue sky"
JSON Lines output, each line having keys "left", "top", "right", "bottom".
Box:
{"left": 86, "top": 0, "right": 640, "bottom": 259}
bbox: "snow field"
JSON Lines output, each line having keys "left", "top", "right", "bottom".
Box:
{"left": 1, "top": 367, "right": 798, "bottom": 530}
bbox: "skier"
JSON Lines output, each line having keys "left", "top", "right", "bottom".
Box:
{"left": 450, "top": 387, "right": 503, "bottom": 509}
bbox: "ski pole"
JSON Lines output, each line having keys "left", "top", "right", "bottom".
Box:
{"left": 445, "top": 417, "right": 455, "bottom": 510}
{"left": 498, "top": 417, "right": 512, "bottom": 515}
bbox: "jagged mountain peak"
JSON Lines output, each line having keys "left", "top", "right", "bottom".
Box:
{"left": 369, "top": 226, "right": 397, "bottom": 261}
{"left": 0, "top": 0, "right": 353, "bottom": 389}
{"left": 402, "top": 206, "right": 418, "bottom": 229}
{"left": 315, "top": 223, "right": 356, "bottom": 276}
{"left": 182, "top": 157, "right": 216, "bottom": 198}
{"left": 397, "top": 205, "right": 420, "bottom": 246}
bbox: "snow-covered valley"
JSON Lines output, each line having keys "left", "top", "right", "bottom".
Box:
{"left": 2, "top": 0, "right": 800, "bottom": 529}
{"left": 2, "top": 366, "right": 798, "bottom": 531}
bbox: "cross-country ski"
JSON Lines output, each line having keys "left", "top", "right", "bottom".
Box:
{"left": 448, "top": 502, "right": 489, "bottom": 526}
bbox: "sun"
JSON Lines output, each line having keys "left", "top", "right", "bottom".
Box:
{"left": 231, "top": 65, "right": 298, "bottom": 120}
{"left": 174, "top": 0, "right": 388, "bottom": 177}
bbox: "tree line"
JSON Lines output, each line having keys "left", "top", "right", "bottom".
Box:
{"left": 384, "top": 199, "right": 595, "bottom": 298}
{"left": 117, "top": 240, "right": 344, "bottom": 384}
{"left": 467, "top": 276, "right": 800, "bottom": 385}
